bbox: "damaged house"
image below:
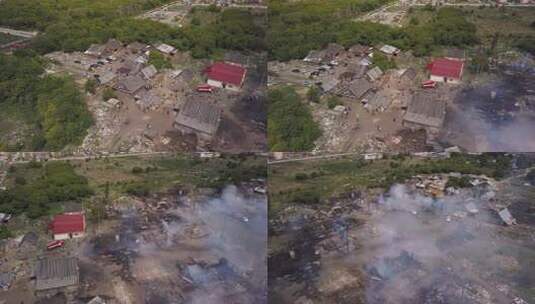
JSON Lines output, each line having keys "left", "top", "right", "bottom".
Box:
{"left": 174, "top": 100, "right": 222, "bottom": 142}
{"left": 141, "top": 65, "right": 158, "bottom": 79}
{"left": 35, "top": 257, "right": 79, "bottom": 295}
{"left": 114, "top": 75, "right": 147, "bottom": 95}
{"left": 117, "top": 60, "right": 143, "bottom": 76}
{"left": 403, "top": 91, "right": 446, "bottom": 133}
{"left": 334, "top": 78, "right": 374, "bottom": 101}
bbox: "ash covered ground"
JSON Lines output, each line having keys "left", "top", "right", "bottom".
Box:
{"left": 269, "top": 156, "right": 535, "bottom": 304}
{"left": 77, "top": 185, "right": 267, "bottom": 304}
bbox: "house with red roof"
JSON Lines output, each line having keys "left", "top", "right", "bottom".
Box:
{"left": 205, "top": 62, "right": 247, "bottom": 91}
{"left": 49, "top": 212, "right": 86, "bottom": 240}
{"left": 427, "top": 58, "right": 464, "bottom": 84}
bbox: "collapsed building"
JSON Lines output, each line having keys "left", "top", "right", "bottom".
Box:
{"left": 174, "top": 99, "right": 222, "bottom": 142}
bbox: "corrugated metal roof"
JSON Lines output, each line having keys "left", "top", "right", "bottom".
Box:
{"left": 35, "top": 257, "right": 79, "bottom": 290}
{"left": 205, "top": 62, "right": 246, "bottom": 87}
{"left": 175, "top": 100, "right": 221, "bottom": 136}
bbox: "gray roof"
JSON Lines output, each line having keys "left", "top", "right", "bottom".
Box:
{"left": 366, "top": 91, "right": 391, "bottom": 111}
{"left": 304, "top": 50, "right": 324, "bottom": 63}
{"left": 35, "top": 257, "right": 79, "bottom": 291}
{"left": 403, "top": 91, "right": 446, "bottom": 128}
{"left": 367, "top": 66, "right": 383, "bottom": 81}
{"left": 127, "top": 42, "right": 148, "bottom": 53}
{"left": 85, "top": 44, "right": 106, "bottom": 56}
{"left": 117, "top": 60, "right": 143, "bottom": 75}
{"left": 0, "top": 272, "right": 14, "bottom": 290}
{"left": 334, "top": 78, "right": 374, "bottom": 100}
{"left": 141, "top": 65, "right": 158, "bottom": 79}
{"left": 175, "top": 100, "right": 221, "bottom": 136}
{"left": 137, "top": 91, "right": 162, "bottom": 110}
{"left": 97, "top": 71, "right": 116, "bottom": 85}
{"left": 321, "top": 79, "right": 339, "bottom": 92}
{"left": 104, "top": 39, "right": 122, "bottom": 52}
{"left": 115, "top": 75, "right": 146, "bottom": 94}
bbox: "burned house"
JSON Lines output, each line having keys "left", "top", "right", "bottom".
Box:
{"left": 303, "top": 43, "right": 345, "bottom": 64}
{"left": 174, "top": 100, "right": 222, "bottom": 141}
{"left": 339, "top": 64, "right": 367, "bottom": 81}
{"left": 224, "top": 51, "right": 249, "bottom": 67}
{"left": 334, "top": 78, "right": 374, "bottom": 100}
{"left": 117, "top": 60, "right": 143, "bottom": 76}
{"left": 403, "top": 91, "right": 446, "bottom": 133}
{"left": 84, "top": 39, "right": 122, "bottom": 58}
{"left": 115, "top": 75, "right": 147, "bottom": 95}
{"left": 127, "top": 42, "right": 149, "bottom": 54}
{"left": 35, "top": 257, "right": 79, "bottom": 295}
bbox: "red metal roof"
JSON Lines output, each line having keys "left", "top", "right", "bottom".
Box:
{"left": 205, "top": 62, "right": 246, "bottom": 87}
{"left": 428, "top": 58, "right": 464, "bottom": 79}
{"left": 50, "top": 213, "right": 85, "bottom": 234}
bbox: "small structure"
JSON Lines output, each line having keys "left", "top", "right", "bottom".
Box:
{"left": 127, "top": 42, "right": 148, "bottom": 54}
{"left": 96, "top": 71, "right": 116, "bottom": 85}
{"left": 303, "top": 50, "right": 324, "bottom": 64}
{"left": 49, "top": 213, "right": 86, "bottom": 240}
{"left": 427, "top": 58, "right": 464, "bottom": 84}
{"left": 104, "top": 98, "right": 122, "bottom": 109}
{"left": 155, "top": 43, "right": 177, "bottom": 55}
{"left": 137, "top": 91, "right": 162, "bottom": 111}
{"left": 0, "top": 272, "right": 14, "bottom": 291}
{"left": 88, "top": 296, "right": 106, "bottom": 304}
{"left": 403, "top": 91, "right": 446, "bottom": 133}
{"left": 115, "top": 75, "right": 147, "bottom": 95}
{"left": 85, "top": 44, "right": 106, "bottom": 58}
{"left": 205, "top": 62, "right": 247, "bottom": 91}
{"left": 498, "top": 208, "right": 516, "bottom": 226}
{"left": 366, "top": 66, "right": 383, "bottom": 81}
{"left": 174, "top": 100, "right": 222, "bottom": 141}
{"left": 380, "top": 44, "right": 400, "bottom": 56}
{"left": 35, "top": 257, "right": 79, "bottom": 293}
{"left": 141, "top": 65, "right": 158, "bottom": 79}
{"left": 359, "top": 57, "right": 372, "bottom": 66}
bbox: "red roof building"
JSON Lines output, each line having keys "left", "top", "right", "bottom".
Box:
{"left": 205, "top": 62, "right": 246, "bottom": 90}
{"left": 49, "top": 213, "right": 86, "bottom": 240}
{"left": 427, "top": 58, "right": 464, "bottom": 83}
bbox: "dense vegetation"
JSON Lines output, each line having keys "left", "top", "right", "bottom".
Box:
{"left": 0, "top": 162, "right": 93, "bottom": 218}
{"left": 0, "top": 0, "right": 265, "bottom": 58}
{"left": 0, "top": 52, "right": 93, "bottom": 150}
{"left": 268, "top": 87, "right": 321, "bottom": 151}
{"left": 269, "top": 153, "right": 512, "bottom": 215}
{"left": 269, "top": 1, "right": 478, "bottom": 61}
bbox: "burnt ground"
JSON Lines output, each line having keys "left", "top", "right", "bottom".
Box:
{"left": 268, "top": 173, "right": 535, "bottom": 304}
{"left": 441, "top": 66, "right": 535, "bottom": 152}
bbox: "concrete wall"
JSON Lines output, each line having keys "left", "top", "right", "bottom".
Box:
{"left": 430, "top": 75, "right": 460, "bottom": 84}
{"left": 207, "top": 79, "right": 241, "bottom": 91}
{"left": 54, "top": 232, "right": 85, "bottom": 241}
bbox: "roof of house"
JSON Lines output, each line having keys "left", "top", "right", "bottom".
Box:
{"left": 137, "top": 91, "right": 162, "bottom": 110}
{"left": 401, "top": 67, "right": 417, "bottom": 80}
{"left": 205, "top": 62, "right": 246, "bottom": 87}
{"left": 155, "top": 43, "right": 176, "bottom": 54}
{"left": 175, "top": 100, "right": 221, "bottom": 136}
{"left": 141, "top": 65, "right": 158, "bottom": 79}
{"left": 428, "top": 58, "right": 464, "bottom": 79}
{"left": 304, "top": 50, "right": 324, "bottom": 63}
{"left": 117, "top": 60, "right": 143, "bottom": 75}
{"left": 345, "top": 78, "right": 374, "bottom": 99}
{"left": 97, "top": 71, "right": 116, "bottom": 85}
{"left": 127, "top": 42, "right": 148, "bottom": 53}
{"left": 404, "top": 91, "right": 446, "bottom": 128}
{"left": 35, "top": 257, "right": 79, "bottom": 291}
{"left": 320, "top": 78, "right": 339, "bottom": 92}
{"left": 115, "top": 75, "right": 146, "bottom": 94}
{"left": 380, "top": 44, "right": 400, "bottom": 55}
{"left": 367, "top": 66, "right": 383, "bottom": 81}
{"left": 50, "top": 213, "right": 85, "bottom": 235}
{"left": 366, "top": 91, "right": 391, "bottom": 111}
{"left": 85, "top": 44, "right": 106, "bottom": 56}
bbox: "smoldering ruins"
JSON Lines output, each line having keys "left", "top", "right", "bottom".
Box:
{"left": 268, "top": 155, "right": 535, "bottom": 304}
{"left": 78, "top": 185, "right": 267, "bottom": 304}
